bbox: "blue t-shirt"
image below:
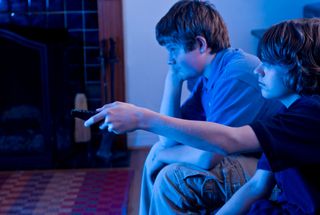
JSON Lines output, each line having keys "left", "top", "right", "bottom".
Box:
{"left": 252, "top": 95, "right": 320, "bottom": 214}
{"left": 181, "top": 48, "right": 280, "bottom": 126}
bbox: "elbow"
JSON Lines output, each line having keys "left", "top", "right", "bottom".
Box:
{"left": 203, "top": 138, "right": 232, "bottom": 155}
{"left": 221, "top": 127, "right": 250, "bottom": 154}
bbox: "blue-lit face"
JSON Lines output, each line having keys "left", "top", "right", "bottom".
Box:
{"left": 254, "top": 63, "right": 291, "bottom": 100}
{"left": 165, "top": 43, "right": 205, "bottom": 80}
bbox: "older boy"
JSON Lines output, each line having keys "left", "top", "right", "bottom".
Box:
{"left": 85, "top": 0, "right": 280, "bottom": 214}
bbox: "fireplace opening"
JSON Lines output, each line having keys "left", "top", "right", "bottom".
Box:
{"left": 0, "top": 27, "right": 83, "bottom": 170}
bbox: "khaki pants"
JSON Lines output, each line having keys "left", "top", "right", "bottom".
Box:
{"left": 143, "top": 155, "right": 257, "bottom": 215}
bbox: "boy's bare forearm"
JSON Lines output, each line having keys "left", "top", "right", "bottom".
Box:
{"left": 84, "top": 101, "right": 260, "bottom": 154}
{"left": 159, "top": 71, "right": 184, "bottom": 143}
{"left": 157, "top": 145, "right": 224, "bottom": 169}
{"left": 141, "top": 109, "right": 260, "bottom": 154}
{"left": 216, "top": 170, "right": 275, "bottom": 215}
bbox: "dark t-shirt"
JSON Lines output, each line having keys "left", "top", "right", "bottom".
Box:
{"left": 251, "top": 95, "right": 320, "bottom": 214}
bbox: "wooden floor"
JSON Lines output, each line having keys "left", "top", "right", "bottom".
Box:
{"left": 127, "top": 148, "right": 150, "bottom": 215}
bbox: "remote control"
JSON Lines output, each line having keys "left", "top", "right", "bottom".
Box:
{"left": 71, "top": 109, "right": 98, "bottom": 120}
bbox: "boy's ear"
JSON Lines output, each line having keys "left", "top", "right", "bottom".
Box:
{"left": 195, "top": 36, "right": 208, "bottom": 53}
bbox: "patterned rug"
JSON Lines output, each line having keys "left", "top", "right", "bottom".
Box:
{"left": 0, "top": 168, "right": 134, "bottom": 215}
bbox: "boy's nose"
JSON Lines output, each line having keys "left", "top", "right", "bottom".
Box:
{"left": 254, "top": 64, "right": 265, "bottom": 77}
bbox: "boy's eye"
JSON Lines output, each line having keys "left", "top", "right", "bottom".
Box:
{"left": 168, "top": 47, "right": 177, "bottom": 53}
{"left": 166, "top": 44, "right": 180, "bottom": 53}
{"left": 262, "top": 62, "right": 274, "bottom": 69}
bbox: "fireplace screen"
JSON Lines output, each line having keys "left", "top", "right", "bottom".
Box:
{"left": 0, "top": 28, "right": 77, "bottom": 169}
{"left": 0, "top": 29, "right": 49, "bottom": 155}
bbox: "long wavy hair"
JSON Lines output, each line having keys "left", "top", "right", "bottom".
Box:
{"left": 259, "top": 18, "right": 320, "bottom": 95}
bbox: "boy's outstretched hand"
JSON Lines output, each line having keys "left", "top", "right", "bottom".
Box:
{"left": 84, "top": 102, "right": 146, "bottom": 134}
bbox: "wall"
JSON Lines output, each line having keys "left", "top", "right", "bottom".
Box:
{"left": 123, "top": 0, "right": 320, "bottom": 148}
{"left": 214, "top": 0, "right": 320, "bottom": 55}
{"left": 123, "top": 0, "right": 177, "bottom": 148}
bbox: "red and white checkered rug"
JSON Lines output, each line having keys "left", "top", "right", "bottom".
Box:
{"left": 0, "top": 168, "right": 134, "bottom": 215}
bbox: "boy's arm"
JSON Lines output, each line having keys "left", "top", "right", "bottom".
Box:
{"left": 155, "top": 145, "right": 224, "bottom": 170}
{"left": 216, "top": 169, "right": 275, "bottom": 215}
{"left": 85, "top": 102, "right": 260, "bottom": 154}
{"left": 158, "top": 70, "right": 184, "bottom": 147}
{"left": 151, "top": 70, "right": 219, "bottom": 170}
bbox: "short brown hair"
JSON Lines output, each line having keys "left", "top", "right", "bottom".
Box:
{"left": 156, "top": 0, "right": 230, "bottom": 54}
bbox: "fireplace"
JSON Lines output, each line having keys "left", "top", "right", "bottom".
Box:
{"left": 0, "top": 26, "right": 82, "bottom": 170}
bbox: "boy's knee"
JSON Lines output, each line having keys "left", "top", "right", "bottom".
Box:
{"left": 154, "top": 163, "right": 204, "bottom": 192}
{"left": 155, "top": 163, "right": 181, "bottom": 184}
{"left": 153, "top": 163, "right": 188, "bottom": 195}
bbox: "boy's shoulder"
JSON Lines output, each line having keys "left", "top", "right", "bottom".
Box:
{"left": 291, "top": 95, "right": 320, "bottom": 112}
{"left": 215, "top": 48, "right": 259, "bottom": 72}
{"left": 225, "top": 48, "right": 259, "bottom": 65}
{"left": 214, "top": 48, "right": 260, "bottom": 86}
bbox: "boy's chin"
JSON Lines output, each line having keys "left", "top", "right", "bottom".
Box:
{"left": 261, "top": 91, "right": 272, "bottom": 100}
